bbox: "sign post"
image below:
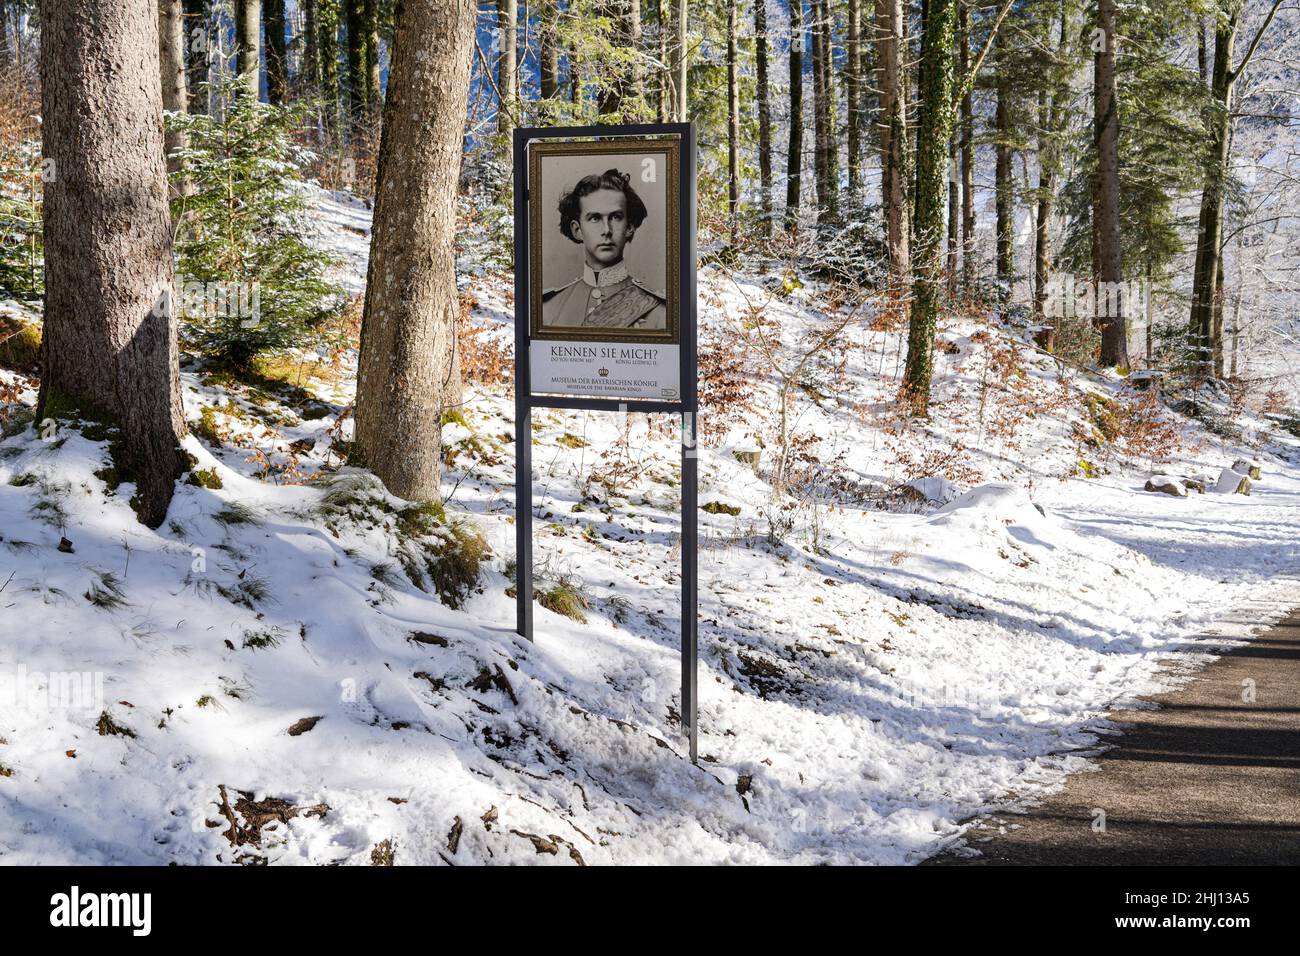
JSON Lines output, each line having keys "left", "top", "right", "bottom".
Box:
{"left": 512, "top": 122, "right": 698, "bottom": 762}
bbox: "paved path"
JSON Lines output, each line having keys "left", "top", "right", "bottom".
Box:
{"left": 927, "top": 608, "right": 1300, "bottom": 865}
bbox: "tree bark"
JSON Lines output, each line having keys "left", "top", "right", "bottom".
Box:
{"left": 755, "top": 0, "right": 772, "bottom": 237}
{"left": 39, "top": 0, "right": 184, "bottom": 527}
{"left": 235, "top": 0, "right": 260, "bottom": 97}
{"left": 265, "top": 0, "right": 289, "bottom": 105}
{"left": 876, "top": 0, "right": 910, "bottom": 302}
{"left": 1095, "top": 0, "right": 1128, "bottom": 368}
{"left": 497, "top": 0, "right": 517, "bottom": 130}
{"left": 158, "top": 0, "right": 188, "bottom": 179}
{"left": 901, "top": 0, "right": 958, "bottom": 415}
{"left": 785, "top": 0, "right": 803, "bottom": 232}
{"left": 355, "top": 0, "right": 476, "bottom": 502}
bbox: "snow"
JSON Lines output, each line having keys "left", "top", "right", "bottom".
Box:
{"left": 2, "top": 189, "right": 1299, "bottom": 865}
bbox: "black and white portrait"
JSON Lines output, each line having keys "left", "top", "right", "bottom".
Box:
{"left": 529, "top": 139, "right": 679, "bottom": 342}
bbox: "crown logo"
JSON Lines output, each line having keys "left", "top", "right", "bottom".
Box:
{"left": 597, "top": 367, "right": 609, "bottom": 377}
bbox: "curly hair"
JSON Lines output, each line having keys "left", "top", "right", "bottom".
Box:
{"left": 557, "top": 168, "right": 648, "bottom": 243}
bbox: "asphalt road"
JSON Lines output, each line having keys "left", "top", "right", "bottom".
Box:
{"left": 926, "top": 607, "right": 1300, "bottom": 865}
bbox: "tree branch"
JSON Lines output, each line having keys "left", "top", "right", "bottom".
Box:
{"left": 1228, "top": 0, "right": 1287, "bottom": 84}
{"left": 952, "top": 0, "right": 1016, "bottom": 109}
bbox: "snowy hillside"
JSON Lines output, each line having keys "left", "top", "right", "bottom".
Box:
{"left": 1, "top": 191, "right": 1298, "bottom": 865}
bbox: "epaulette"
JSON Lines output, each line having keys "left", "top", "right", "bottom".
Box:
{"left": 631, "top": 278, "right": 666, "bottom": 300}
{"left": 542, "top": 279, "right": 578, "bottom": 302}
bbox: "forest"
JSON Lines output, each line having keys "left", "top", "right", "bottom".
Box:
{"left": 0, "top": 0, "right": 1298, "bottom": 869}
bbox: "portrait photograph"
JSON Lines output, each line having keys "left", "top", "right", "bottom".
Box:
{"left": 529, "top": 138, "right": 680, "bottom": 342}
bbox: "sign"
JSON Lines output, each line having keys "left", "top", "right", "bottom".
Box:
{"left": 512, "top": 123, "right": 699, "bottom": 761}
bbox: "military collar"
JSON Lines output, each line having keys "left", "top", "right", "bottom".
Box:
{"left": 583, "top": 262, "right": 629, "bottom": 288}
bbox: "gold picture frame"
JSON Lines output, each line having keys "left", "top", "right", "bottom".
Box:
{"left": 528, "top": 137, "right": 680, "bottom": 344}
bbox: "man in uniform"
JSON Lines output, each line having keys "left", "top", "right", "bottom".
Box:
{"left": 542, "top": 168, "right": 666, "bottom": 331}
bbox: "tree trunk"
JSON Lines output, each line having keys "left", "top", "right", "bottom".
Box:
{"left": 158, "top": 0, "right": 188, "bottom": 179}
{"left": 846, "top": 0, "right": 861, "bottom": 196}
{"left": 1033, "top": 3, "right": 1068, "bottom": 349}
{"left": 236, "top": 0, "right": 260, "bottom": 97}
{"left": 265, "top": 0, "right": 289, "bottom": 105}
{"left": 1189, "top": 7, "right": 1238, "bottom": 380}
{"left": 39, "top": 0, "right": 184, "bottom": 528}
{"left": 946, "top": 126, "right": 958, "bottom": 292}
{"left": 497, "top": 0, "right": 517, "bottom": 130}
{"left": 320, "top": 0, "right": 341, "bottom": 131}
{"left": 355, "top": 0, "right": 476, "bottom": 502}
{"left": 346, "top": 0, "right": 366, "bottom": 121}
{"left": 755, "top": 0, "right": 772, "bottom": 237}
{"left": 726, "top": 0, "right": 739, "bottom": 241}
{"left": 182, "top": 0, "right": 208, "bottom": 113}
{"left": 365, "top": 0, "right": 381, "bottom": 115}
{"left": 994, "top": 48, "right": 1013, "bottom": 318}
{"left": 958, "top": 0, "right": 974, "bottom": 291}
{"left": 1096, "top": 0, "right": 1128, "bottom": 369}
{"left": 876, "top": 0, "right": 910, "bottom": 302}
{"left": 304, "top": 0, "right": 319, "bottom": 94}
{"left": 901, "top": 0, "right": 958, "bottom": 415}
{"left": 540, "top": 1, "right": 559, "bottom": 102}
{"left": 785, "top": 0, "right": 803, "bottom": 232}
{"left": 811, "top": 0, "right": 836, "bottom": 225}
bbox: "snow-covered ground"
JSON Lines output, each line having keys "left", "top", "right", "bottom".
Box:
{"left": 1, "top": 192, "right": 1297, "bottom": 865}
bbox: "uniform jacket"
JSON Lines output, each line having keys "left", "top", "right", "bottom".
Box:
{"left": 542, "top": 262, "right": 666, "bottom": 330}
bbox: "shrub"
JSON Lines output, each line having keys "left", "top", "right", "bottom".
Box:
{"left": 167, "top": 73, "right": 340, "bottom": 370}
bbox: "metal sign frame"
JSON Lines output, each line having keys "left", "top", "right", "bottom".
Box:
{"left": 512, "top": 122, "right": 698, "bottom": 762}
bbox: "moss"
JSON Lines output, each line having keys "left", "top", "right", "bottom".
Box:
{"left": 702, "top": 501, "right": 741, "bottom": 516}
{"left": 441, "top": 408, "right": 469, "bottom": 429}
{"left": 1083, "top": 394, "right": 1122, "bottom": 445}
{"left": 397, "top": 499, "right": 447, "bottom": 537}
{"left": 187, "top": 467, "right": 224, "bottom": 490}
{"left": 196, "top": 694, "right": 216, "bottom": 708}
{"left": 191, "top": 404, "right": 229, "bottom": 447}
{"left": 0, "top": 316, "right": 41, "bottom": 372}
{"left": 93, "top": 464, "right": 122, "bottom": 493}
{"left": 8, "top": 472, "right": 37, "bottom": 487}
{"left": 556, "top": 432, "right": 588, "bottom": 449}
{"left": 537, "top": 582, "right": 588, "bottom": 623}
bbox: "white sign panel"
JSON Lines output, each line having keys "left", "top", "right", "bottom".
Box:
{"left": 530, "top": 341, "right": 680, "bottom": 401}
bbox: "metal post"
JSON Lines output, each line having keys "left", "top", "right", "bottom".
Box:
{"left": 680, "top": 122, "right": 699, "bottom": 763}
{"left": 513, "top": 129, "right": 534, "bottom": 641}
